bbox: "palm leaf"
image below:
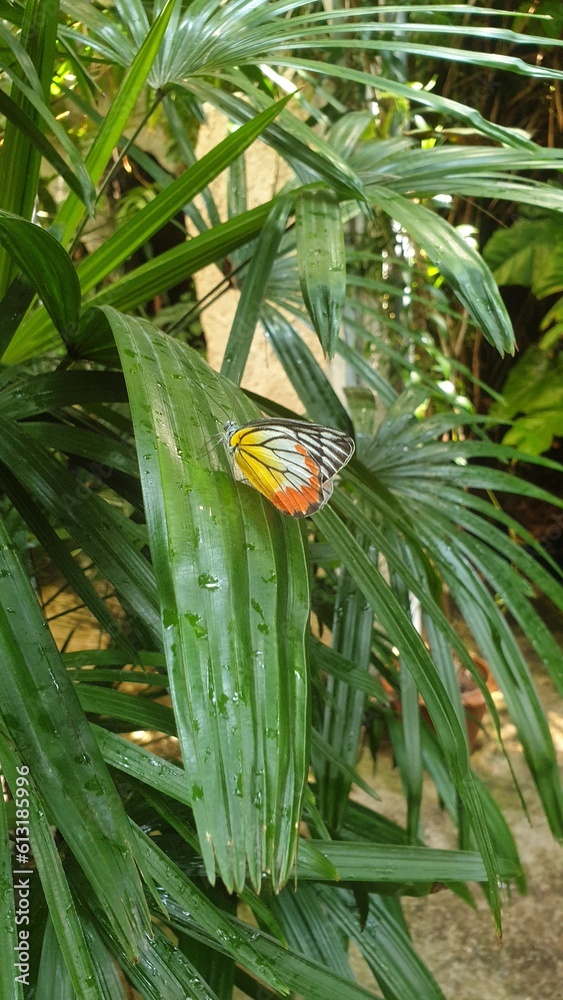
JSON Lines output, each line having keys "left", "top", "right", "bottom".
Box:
{"left": 0, "top": 521, "right": 150, "bottom": 961}
{"left": 108, "top": 308, "right": 310, "bottom": 893}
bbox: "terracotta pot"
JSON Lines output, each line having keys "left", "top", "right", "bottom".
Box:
{"left": 381, "top": 652, "right": 495, "bottom": 753}
{"left": 456, "top": 653, "right": 495, "bottom": 752}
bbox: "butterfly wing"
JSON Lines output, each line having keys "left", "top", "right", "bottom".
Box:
{"left": 224, "top": 419, "right": 354, "bottom": 517}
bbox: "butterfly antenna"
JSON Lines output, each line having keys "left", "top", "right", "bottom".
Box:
{"left": 197, "top": 430, "right": 224, "bottom": 460}
{"left": 197, "top": 374, "right": 244, "bottom": 461}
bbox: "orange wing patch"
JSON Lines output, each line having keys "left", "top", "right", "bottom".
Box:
{"left": 272, "top": 442, "right": 322, "bottom": 515}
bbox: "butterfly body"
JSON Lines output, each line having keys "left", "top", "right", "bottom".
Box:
{"left": 223, "top": 418, "right": 354, "bottom": 517}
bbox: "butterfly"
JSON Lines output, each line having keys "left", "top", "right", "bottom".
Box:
{"left": 223, "top": 418, "right": 354, "bottom": 517}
